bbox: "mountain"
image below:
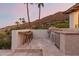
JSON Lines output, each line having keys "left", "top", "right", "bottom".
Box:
{"left": 31, "top": 12, "right": 69, "bottom": 28}
{"left": 32, "top": 12, "right": 68, "bottom": 23}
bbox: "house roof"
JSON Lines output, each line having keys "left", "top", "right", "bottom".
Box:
{"left": 64, "top": 3, "right": 79, "bottom": 14}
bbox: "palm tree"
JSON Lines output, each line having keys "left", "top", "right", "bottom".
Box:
{"left": 18, "top": 18, "right": 26, "bottom": 24}
{"left": 15, "top": 21, "right": 19, "bottom": 26}
{"left": 19, "top": 18, "right": 22, "bottom": 23}
{"left": 37, "top": 3, "right": 44, "bottom": 20}
{"left": 21, "top": 18, "right": 26, "bottom": 24}
{"left": 24, "top": 3, "right": 31, "bottom": 29}
{"left": 15, "top": 21, "right": 20, "bottom": 29}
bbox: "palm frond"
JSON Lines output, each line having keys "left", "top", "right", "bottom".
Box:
{"left": 38, "top": 3, "right": 44, "bottom": 8}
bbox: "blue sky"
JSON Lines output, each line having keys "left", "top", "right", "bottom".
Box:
{"left": 0, "top": 3, "right": 75, "bottom": 28}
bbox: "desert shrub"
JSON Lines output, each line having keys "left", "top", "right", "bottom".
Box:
{"left": 0, "top": 39, "right": 11, "bottom": 49}
{"left": 52, "top": 20, "right": 69, "bottom": 28}
{"left": 0, "top": 31, "right": 6, "bottom": 39}
{"left": 0, "top": 30, "right": 11, "bottom": 49}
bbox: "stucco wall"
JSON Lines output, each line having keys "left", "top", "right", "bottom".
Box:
{"left": 59, "top": 32, "right": 79, "bottom": 55}
{"left": 12, "top": 30, "right": 23, "bottom": 50}
{"left": 12, "top": 29, "right": 48, "bottom": 50}
{"left": 65, "top": 34, "right": 79, "bottom": 55}
{"left": 60, "top": 34, "right": 65, "bottom": 55}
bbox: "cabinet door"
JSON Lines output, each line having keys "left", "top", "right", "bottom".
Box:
{"left": 55, "top": 33, "right": 60, "bottom": 49}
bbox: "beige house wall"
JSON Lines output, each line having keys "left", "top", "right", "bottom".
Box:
{"left": 69, "top": 10, "right": 79, "bottom": 29}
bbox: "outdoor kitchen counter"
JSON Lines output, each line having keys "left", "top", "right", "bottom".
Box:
{"left": 51, "top": 29, "right": 79, "bottom": 56}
